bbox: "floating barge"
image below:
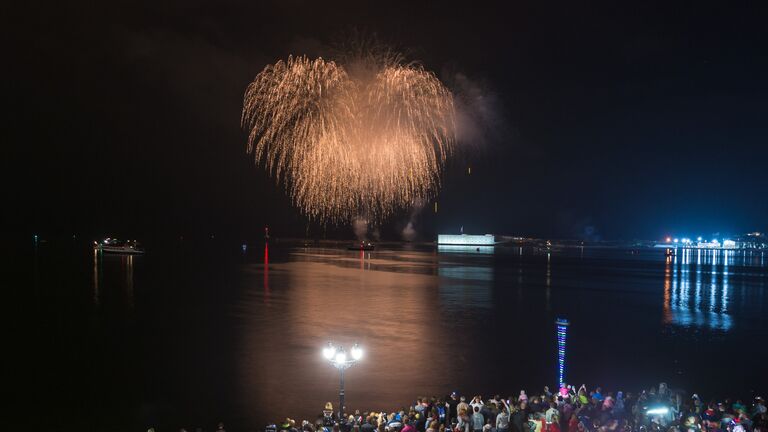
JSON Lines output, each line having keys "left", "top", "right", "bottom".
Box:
{"left": 437, "top": 234, "right": 497, "bottom": 246}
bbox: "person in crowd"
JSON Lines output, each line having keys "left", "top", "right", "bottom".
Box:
{"left": 546, "top": 403, "right": 559, "bottom": 425}
{"left": 471, "top": 397, "right": 485, "bottom": 412}
{"left": 614, "top": 392, "right": 625, "bottom": 418}
{"left": 577, "top": 388, "right": 589, "bottom": 406}
{"left": 529, "top": 412, "right": 544, "bottom": 432}
{"left": 458, "top": 408, "right": 471, "bottom": 432}
{"left": 472, "top": 406, "right": 485, "bottom": 432}
{"left": 497, "top": 403, "right": 510, "bottom": 432}
{"left": 458, "top": 398, "right": 470, "bottom": 419}
{"left": 658, "top": 384, "right": 669, "bottom": 400}
{"left": 593, "top": 388, "right": 604, "bottom": 402}
{"left": 415, "top": 399, "right": 426, "bottom": 415}
{"left": 511, "top": 402, "right": 526, "bottom": 432}
{"left": 402, "top": 416, "right": 416, "bottom": 432}
{"left": 362, "top": 417, "right": 376, "bottom": 432}
{"left": 560, "top": 386, "right": 571, "bottom": 400}
{"left": 447, "top": 393, "right": 461, "bottom": 426}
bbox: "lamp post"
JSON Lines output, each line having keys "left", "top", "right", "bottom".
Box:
{"left": 323, "top": 342, "right": 364, "bottom": 419}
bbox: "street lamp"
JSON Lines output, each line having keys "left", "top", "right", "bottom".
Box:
{"left": 323, "top": 342, "right": 363, "bottom": 419}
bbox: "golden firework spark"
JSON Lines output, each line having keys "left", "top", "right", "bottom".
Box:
{"left": 241, "top": 51, "right": 456, "bottom": 223}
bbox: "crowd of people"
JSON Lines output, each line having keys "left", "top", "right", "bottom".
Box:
{"left": 269, "top": 384, "right": 766, "bottom": 432}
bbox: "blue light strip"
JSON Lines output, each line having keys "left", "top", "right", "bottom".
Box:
{"left": 555, "top": 318, "right": 569, "bottom": 388}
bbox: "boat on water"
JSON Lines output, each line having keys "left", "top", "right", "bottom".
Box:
{"left": 94, "top": 238, "right": 145, "bottom": 254}
{"left": 437, "top": 233, "right": 497, "bottom": 246}
{"left": 347, "top": 241, "right": 375, "bottom": 251}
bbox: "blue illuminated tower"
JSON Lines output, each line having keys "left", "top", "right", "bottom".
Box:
{"left": 555, "top": 318, "right": 570, "bottom": 388}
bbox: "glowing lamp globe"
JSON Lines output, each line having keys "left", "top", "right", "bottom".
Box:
{"left": 351, "top": 344, "right": 363, "bottom": 361}
{"left": 323, "top": 343, "right": 336, "bottom": 360}
{"left": 335, "top": 351, "right": 347, "bottom": 364}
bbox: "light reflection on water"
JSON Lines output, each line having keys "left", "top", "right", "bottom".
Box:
{"left": 93, "top": 249, "right": 101, "bottom": 306}
{"left": 437, "top": 245, "right": 495, "bottom": 254}
{"left": 663, "top": 249, "right": 767, "bottom": 331}
{"left": 91, "top": 251, "right": 135, "bottom": 309}
{"left": 238, "top": 251, "right": 450, "bottom": 423}
{"left": 31, "top": 243, "right": 767, "bottom": 430}
{"left": 238, "top": 246, "right": 767, "bottom": 423}
{"left": 438, "top": 266, "right": 493, "bottom": 281}
{"left": 437, "top": 264, "right": 493, "bottom": 310}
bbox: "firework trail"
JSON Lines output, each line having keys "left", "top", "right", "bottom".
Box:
{"left": 241, "top": 49, "right": 456, "bottom": 224}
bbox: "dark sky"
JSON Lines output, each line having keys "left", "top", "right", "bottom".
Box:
{"left": 7, "top": 0, "right": 768, "bottom": 241}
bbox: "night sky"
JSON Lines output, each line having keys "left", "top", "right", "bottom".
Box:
{"left": 7, "top": 1, "right": 768, "bottom": 241}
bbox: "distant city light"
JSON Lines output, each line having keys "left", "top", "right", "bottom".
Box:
{"left": 662, "top": 236, "right": 765, "bottom": 250}
{"left": 696, "top": 239, "right": 721, "bottom": 249}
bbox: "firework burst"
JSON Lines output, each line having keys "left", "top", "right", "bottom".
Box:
{"left": 241, "top": 50, "right": 456, "bottom": 224}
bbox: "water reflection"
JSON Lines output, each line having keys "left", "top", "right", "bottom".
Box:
{"left": 238, "top": 254, "right": 448, "bottom": 423}
{"left": 60, "top": 241, "right": 768, "bottom": 431}
{"left": 123, "top": 255, "right": 134, "bottom": 309}
{"left": 230, "top": 245, "right": 768, "bottom": 427}
{"left": 93, "top": 250, "right": 101, "bottom": 306}
{"left": 262, "top": 243, "right": 270, "bottom": 304}
{"left": 438, "top": 245, "right": 495, "bottom": 254}
{"left": 438, "top": 266, "right": 493, "bottom": 281}
{"left": 438, "top": 248, "right": 494, "bottom": 310}
{"left": 546, "top": 253, "right": 551, "bottom": 311}
{"left": 664, "top": 249, "right": 732, "bottom": 331}
{"left": 663, "top": 256, "right": 671, "bottom": 322}
{"left": 91, "top": 252, "right": 135, "bottom": 309}
{"left": 437, "top": 266, "right": 493, "bottom": 310}
{"left": 237, "top": 247, "right": 503, "bottom": 421}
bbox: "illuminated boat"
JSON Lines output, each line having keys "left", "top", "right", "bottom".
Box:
{"left": 94, "top": 238, "right": 145, "bottom": 254}
{"left": 347, "top": 241, "right": 375, "bottom": 251}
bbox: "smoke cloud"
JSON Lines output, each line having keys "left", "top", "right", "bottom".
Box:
{"left": 443, "top": 70, "right": 507, "bottom": 150}
{"left": 352, "top": 217, "right": 368, "bottom": 240}
{"left": 400, "top": 199, "right": 425, "bottom": 241}
{"left": 402, "top": 222, "right": 417, "bottom": 242}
